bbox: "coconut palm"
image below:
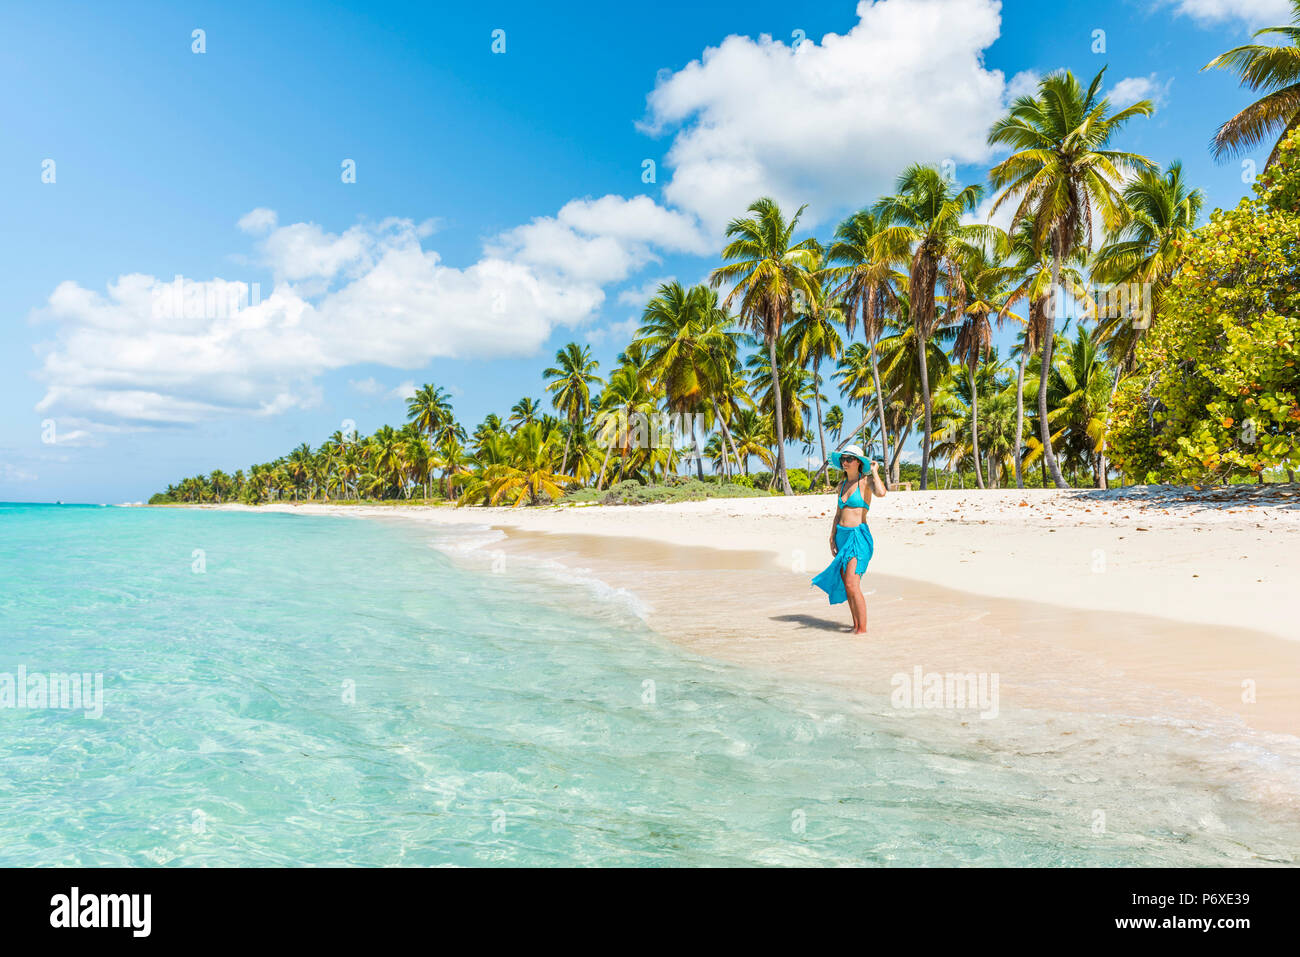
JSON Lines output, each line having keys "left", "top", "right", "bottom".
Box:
{"left": 634, "top": 282, "right": 733, "bottom": 480}
{"left": 406, "top": 384, "right": 457, "bottom": 447}
{"left": 874, "top": 165, "right": 992, "bottom": 488}
{"left": 825, "top": 404, "right": 844, "bottom": 446}
{"left": 508, "top": 397, "right": 542, "bottom": 429}
{"left": 710, "top": 197, "right": 820, "bottom": 494}
{"left": 1048, "top": 325, "right": 1115, "bottom": 486}
{"left": 728, "top": 408, "right": 776, "bottom": 476}
{"left": 787, "top": 266, "right": 846, "bottom": 481}
{"left": 1091, "top": 161, "right": 1205, "bottom": 367}
{"left": 1204, "top": 2, "right": 1300, "bottom": 166}
{"left": 458, "top": 422, "right": 574, "bottom": 507}
{"left": 745, "top": 330, "right": 816, "bottom": 453}
{"left": 593, "top": 361, "right": 659, "bottom": 489}
{"left": 828, "top": 209, "right": 901, "bottom": 480}
{"left": 543, "top": 342, "right": 602, "bottom": 476}
{"left": 987, "top": 66, "right": 1154, "bottom": 487}
{"left": 950, "top": 246, "right": 1014, "bottom": 488}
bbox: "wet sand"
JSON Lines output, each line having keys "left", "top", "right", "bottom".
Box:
{"left": 208, "top": 491, "right": 1300, "bottom": 741}
{"left": 490, "top": 527, "right": 1300, "bottom": 739}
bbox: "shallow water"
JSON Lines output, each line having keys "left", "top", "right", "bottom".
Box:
{"left": 0, "top": 502, "right": 1296, "bottom": 866}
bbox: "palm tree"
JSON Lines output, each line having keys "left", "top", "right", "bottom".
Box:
{"left": 1204, "top": 2, "right": 1300, "bottom": 166}
{"left": 874, "top": 165, "right": 991, "bottom": 489}
{"left": 950, "top": 247, "right": 1011, "bottom": 488}
{"left": 399, "top": 424, "right": 433, "bottom": 499}
{"left": 728, "top": 408, "right": 776, "bottom": 477}
{"left": 787, "top": 263, "right": 846, "bottom": 482}
{"left": 593, "top": 361, "right": 659, "bottom": 489}
{"left": 459, "top": 422, "right": 573, "bottom": 507}
{"left": 834, "top": 342, "right": 888, "bottom": 465}
{"left": 1091, "top": 161, "right": 1205, "bottom": 367}
{"left": 825, "top": 405, "right": 844, "bottom": 446}
{"left": 437, "top": 438, "right": 473, "bottom": 499}
{"left": 871, "top": 300, "right": 953, "bottom": 481}
{"left": 406, "top": 384, "right": 456, "bottom": 446}
{"left": 710, "top": 197, "right": 820, "bottom": 495}
{"left": 828, "top": 209, "right": 900, "bottom": 482}
{"left": 1049, "top": 325, "right": 1116, "bottom": 487}
{"left": 365, "top": 426, "right": 406, "bottom": 497}
{"left": 1000, "top": 223, "right": 1090, "bottom": 488}
{"left": 634, "top": 282, "right": 731, "bottom": 480}
{"left": 745, "top": 331, "right": 816, "bottom": 455}
{"left": 987, "top": 66, "right": 1154, "bottom": 488}
{"left": 1090, "top": 161, "right": 1205, "bottom": 485}
{"left": 508, "top": 397, "right": 541, "bottom": 428}
{"left": 544, "top": 342, "right": 602, "bottom": 477}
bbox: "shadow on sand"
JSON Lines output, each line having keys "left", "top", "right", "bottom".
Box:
{"left": 770, "top": 613, "right": 851, "bottom": 633}
{"left": 1069, "top": 484, "right": 1300, "bottom": 511}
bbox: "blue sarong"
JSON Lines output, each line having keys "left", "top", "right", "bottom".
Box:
{"left": 811, "top": 523, "right": 874, "bottom": 605}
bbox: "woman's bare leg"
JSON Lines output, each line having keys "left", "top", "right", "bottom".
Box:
{"left": 843, "top": 559, "right": 867, "bottom": 635}
{"left": 842, "top": 558, "right": 866, "bottom": 634}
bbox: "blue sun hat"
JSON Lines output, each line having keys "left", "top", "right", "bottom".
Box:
{"left": 828, "top": 443, "right": 867, "bottom": 470}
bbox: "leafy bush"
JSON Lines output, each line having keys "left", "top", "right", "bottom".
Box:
{"left": 147, "top": 492, "right": 175, "bottom": 505}
{"left": 787, "top": 468, "right": 811, "bottom": 492}
{"left": 1108, "top": 128, "right": 1300, "bottom": 482}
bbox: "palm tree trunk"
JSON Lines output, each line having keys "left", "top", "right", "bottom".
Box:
{"left": 889, "top": 423, "right": 908, "bottom": 486}
{"left": 596, "top": 430, "right": 615, "bottom": 490}
{"left": 917, "top": 338, "right": 933, "bottom": 491}
{"left": 1013, "top": 346, "right": 1028, "bottom": 489}
{"left": 868, "top": 335, "right": 890, "bottom": 477}
{"left": 561, "top": 428, "right": 572, "bottom": 479}
{"left": 711, "top": 397, "right": 742, "bottom": 480}
{"left": 767, "top": 329, "right": 794, "bottom": 495}
{"left": 1096, "top": 365, "right": 1124, "bottom": 490}
{"left": 970, "top": 363, "right": 986, "bottom": 489}
{"left": 692, "top": 420, "right": 705, "bottom": 481}
{"left": 1041, "top": 249, "right": 1069, "bottom": 488}
{"left": 812, "top": 356, "right": 828, "bottom": 485}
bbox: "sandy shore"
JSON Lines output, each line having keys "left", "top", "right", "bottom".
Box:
{"left": 208, "top": 487, "right": 1300, "bottom": 738}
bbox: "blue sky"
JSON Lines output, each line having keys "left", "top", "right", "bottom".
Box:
{"left": 0, "top": 0, "right": 1288, "bottom": 502}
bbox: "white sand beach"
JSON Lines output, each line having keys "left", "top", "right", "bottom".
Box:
{"left": 214, "top": 487, "right": 1300, "bottom": 740}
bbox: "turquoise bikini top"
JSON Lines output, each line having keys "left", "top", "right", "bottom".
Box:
{"left": 838, "top": 481, "right": 868, "bottom": 510}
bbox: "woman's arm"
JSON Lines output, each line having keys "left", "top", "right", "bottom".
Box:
{"left": 829, "top": 499, "right": 841, "bottom": 554}
{"left": 869, "top": 461, "right": 887, "bottom": 498}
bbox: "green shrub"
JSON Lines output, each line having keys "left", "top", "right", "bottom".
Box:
{"left": 1108, "top": 127, "right": 1300, "bottom": 482}
{"left": 787, "top": 468, "right": 811, "bottom": 492}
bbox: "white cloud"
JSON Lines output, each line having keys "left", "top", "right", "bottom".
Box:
{"left": 1109, "top": 74, "right": 1171, "bottom": 110}
{"left": 1164, "top": 0, "right": 1292, "bottom": 29}
{"left": 617, "top": 275, "right": 674, "bottom": 307}
{"left": 642, "top": 0, "right": 1011, "bottom": 232}
{"left": 488, "top": 196, "right": 708, "bottom": 284}
{"left": 1005, "top": 69, "right": 1041, "bottom": 102}
{"left": 237, "top": 207, "right": 278, "bottom": 235}
{"left": 387, "top": 381, "right": 417, "bottom": 401}
{"left": 32, "top": 200, "right": 697, "bottom": 430}
{"left": 585, "top": 317, "right": 642, "bottom": 346}
{"left": 348, "top": 377, "right": 383, "bottom": 394}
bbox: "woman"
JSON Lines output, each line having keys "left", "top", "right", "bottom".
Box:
{"left": 811, "top": 443, "right": 886, "bottom": 634}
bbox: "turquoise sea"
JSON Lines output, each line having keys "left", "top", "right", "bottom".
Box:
{"left": 1, "top": 502, "right": 1297, "bottom": 866}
